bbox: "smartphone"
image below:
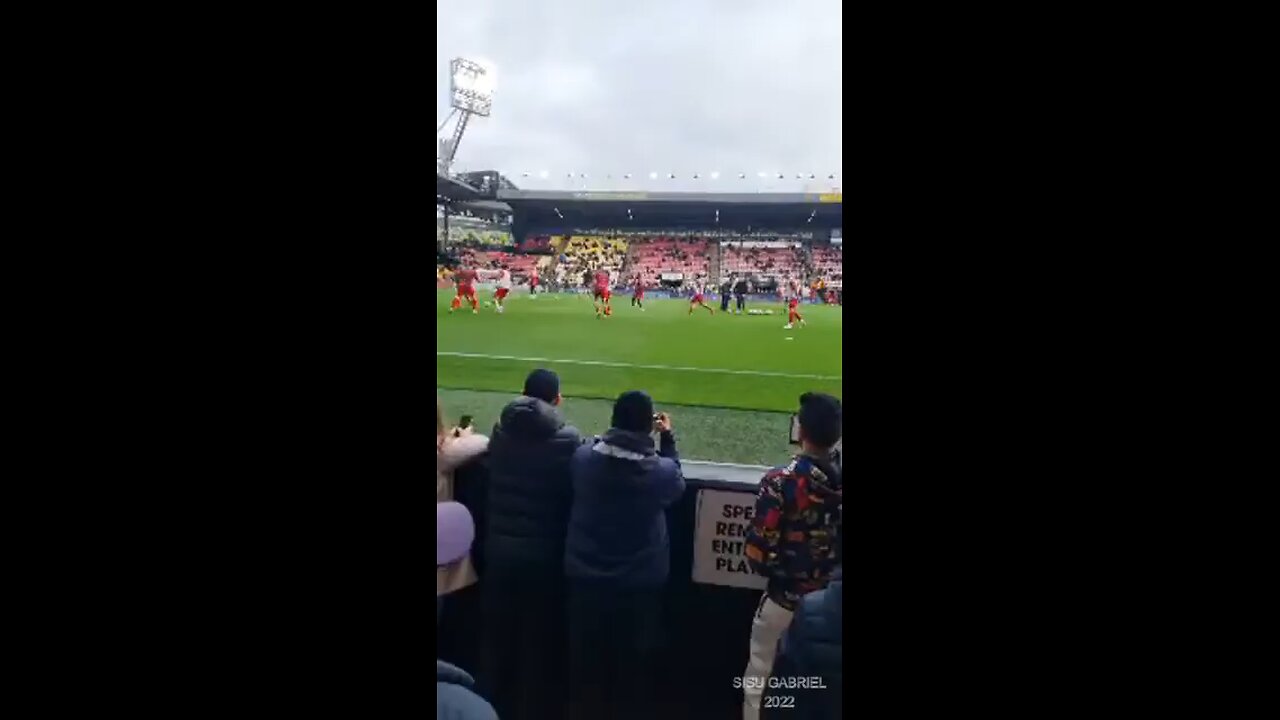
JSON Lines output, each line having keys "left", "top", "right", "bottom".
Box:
{"left": 788, "top": 414, "right": 801, "bottom": 444}
{"left": 459, "top": 414, "right": 474, "bottom": 429}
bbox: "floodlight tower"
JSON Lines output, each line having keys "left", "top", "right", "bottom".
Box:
{"left": 438, "top": 57, "right": 495, "bottom": 174}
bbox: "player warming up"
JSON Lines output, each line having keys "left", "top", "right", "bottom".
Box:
{"left": 449, "top": 267, "right": 480, "bottom": 314}
{"left": 486, "top": 267, "right": 512, "bottom": 314}
{"left": 529, "top": 266, "right": 539, "bottom": 297}
{"left": 784, "top": 277, "right": 807, "bottom": 329}
{"left": 631, "top": 274, "right": 646, "bottom": 311}
{"left": 592, "top": 267, "right": 613, "bottom": 318}
{"left": 688, "top": 277, "right": 715, "bottom": 316}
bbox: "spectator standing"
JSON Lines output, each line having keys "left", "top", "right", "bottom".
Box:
{"left": 437, "top": 397, "right": 488, "bottom": 598}
{"left": 437, "top": 501, "right": 500, "bottom": 720}
{"left": 762, "top": 566, "right": 843, "bottom": 719}
{"left": 565, "top": 391, "right": 685, "bottom": 720}
{"left": 721, "top": 275, "right": 734, "bottom": 313}
{"left": 437, "top": 397, "right": 489, "bottom": 669}
{"left": 480, "top": 370, "right": 582, "bottom": 720}
{"left": 741, "top": 393, "right": 842, "bottom": 720}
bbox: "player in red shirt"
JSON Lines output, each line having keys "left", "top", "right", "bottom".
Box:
{"left": 592, "top": 268, "right": 613, "bottom": 318}
{"left": 687, "top": 277, "right": 714, "bottom": 316}
{"left": 449, "top": 267, "right": 480, "bottom": 314}
{"left": 630, "top": 274, "right": 646, "bottom": 311}
{"left": 529, "top": 266, "right": 539, "bottom": 296}
{"left": 784, "top": 277, "right": 806, "bottom": 329}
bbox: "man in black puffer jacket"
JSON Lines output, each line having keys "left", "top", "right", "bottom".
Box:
{"left": 763, "top": 567, "right": 843, "bottom": 719}
{"left": 479, "top": 369, "right": 582, "bottom": 720}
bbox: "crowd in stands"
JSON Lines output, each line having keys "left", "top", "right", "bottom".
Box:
{"left": 808, "top": 245, "right": 843, "bottom": 288}
{"left": 721, "top": 244, "right": 804, "bottom": 279}
{"left": 438, "top": 220, "right": 515, "bottom": 248}
{"left": 438, "top": 232, "right": 842, "bottom": 298}
{"left": 556, "top": 236, "right": 629, "bottom": 278}
{"left": 624, "top": 238, "right": 711, "bottom": 280}
{"left": 437, "top": 373, "right": 843, "bottom": 719}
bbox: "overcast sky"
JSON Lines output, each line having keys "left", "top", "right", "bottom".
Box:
{"left": 436, "top": 0, "right": 842, "bottom": 193}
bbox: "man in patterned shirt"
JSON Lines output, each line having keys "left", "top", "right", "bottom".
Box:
{"left": 741, "top": 392, "right": 842, "bottom": 720}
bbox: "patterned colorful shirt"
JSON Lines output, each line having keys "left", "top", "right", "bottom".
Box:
{"left": 744, "top": 453, "right": 842, "bottom": 611}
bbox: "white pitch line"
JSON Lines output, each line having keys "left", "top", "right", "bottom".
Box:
{"left": 437, "top": 351, "right": 842, "bottom": 381}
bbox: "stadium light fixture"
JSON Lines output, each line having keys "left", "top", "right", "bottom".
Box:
{"left": 738, "top": 173, "right": 746, "bottom": 179}
{"left": 539, "top": 170, "right": 549, "bottom": 179}
{"left": 624, "top": 173, "right": 632, "bottom": 179}
{"left": 450, "top": 57, "right": 495, "bottom": 117}
{"left": 693, "top": 173, "right": 699, "bottom": 179}
{"left": 649, "top": 172, "right": 658, "bottom": 179}
{"left": 710, "top": 171, "right": 720, "bottom": 179}
{"left": 757, "top": 171, "right": 767, "bottom": 178}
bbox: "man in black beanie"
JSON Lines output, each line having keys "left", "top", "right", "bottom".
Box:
{"left": 564, "top": 390, "right": 684, "bottom": 720}
{"left": 480, "top": 368, "right": 583, "bottom": 720}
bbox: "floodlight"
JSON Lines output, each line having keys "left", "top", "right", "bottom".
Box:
{"left": 710, "top": 171, "right": 720, "bottom": 179}
{"left": 450, "top": 57, "right": 496, "bottom": 117}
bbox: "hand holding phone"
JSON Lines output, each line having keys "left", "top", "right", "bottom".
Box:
{"left": 453, "top": 414, "right": 475, "bottom": 438}
{"left": 653, "top": 412, "right": 672, "bottom": 433}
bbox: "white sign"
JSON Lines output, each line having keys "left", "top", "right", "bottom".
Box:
{"left": 691, "top": 488, "right": 767, "bottom": 589}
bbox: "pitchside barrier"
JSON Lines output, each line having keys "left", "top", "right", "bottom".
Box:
{"left": 442, "top": 457, "right": 770, "bottom": 719}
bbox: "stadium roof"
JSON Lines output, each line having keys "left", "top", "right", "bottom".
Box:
{"left": 499, "top": 190, "right": 842, "bottom": 233}
{"left": 436, "top": 173, "right": 485, "bottom": 202}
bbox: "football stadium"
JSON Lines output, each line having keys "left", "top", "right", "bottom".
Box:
{"left": 436, "top": 13, "right": 842, "bottom": 717}
{"left": 437, "top": 184, "right": 842, "bottom": 465}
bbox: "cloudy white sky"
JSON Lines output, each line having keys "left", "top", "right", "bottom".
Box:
{"left": 436, "top": 0, "right": 842, "bottom": 193}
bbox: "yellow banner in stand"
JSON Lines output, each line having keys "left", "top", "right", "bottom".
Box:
{"left": 818, "top": 193, "right": 842, "bottom": 203}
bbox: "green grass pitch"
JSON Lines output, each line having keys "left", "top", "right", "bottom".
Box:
{"left": 436, "top": 288, "right": 842, "bottom": 465}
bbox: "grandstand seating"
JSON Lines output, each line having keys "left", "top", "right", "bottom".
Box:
{"left": 624, "top": 238, "right": 711, "bottom": 279}
{"left": 556, "top": 236, "right": 629, "bottom": 278}
{"left": 809, "top": 245, "right": 843, "bottom": 288}
{"left": 720, "top": 244, "right": 803, "bottom": 280}
{"left": 436, "top": 221, "right": 514, "bottom": 247}
{"left": 518, "top": 236, "right": 554, "bottom": 253}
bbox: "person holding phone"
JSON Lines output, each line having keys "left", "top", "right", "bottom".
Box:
{"left": 564, "top": 390, "right": 685, "bottom": 720}
{"left": 437, "top": 397, "right": 489, "bottom": 599}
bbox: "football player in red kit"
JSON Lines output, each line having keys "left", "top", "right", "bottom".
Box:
{"left": 529, "top": 266, "right": 539, "bottom": 296}
{"left": 688, "top": 277, "right": 714, "bottom": 315}
{"left": 631, "top": 274, "right": 646, "bottom": 311}
{"left": 592, "top": 268, "right": 613, "bottom": 318}
{"left": 449, "top": 267, "right": 480, "bottom": 314}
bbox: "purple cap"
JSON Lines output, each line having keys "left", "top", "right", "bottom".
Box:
{"left": 436, "top": 502, "right": 475, "bottom": 566}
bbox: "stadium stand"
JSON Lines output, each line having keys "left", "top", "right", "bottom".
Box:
{"left": 809, "top": 245, "right": 843, "bottom": 288}
{"left": 556, "top": 235, "right": 629, "bottom": 278}
{"left": 624, "top": 237, "right": 712, "bottom": 280}
{"left": 720, "top": 243, "right": 804, "bottom": 280}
